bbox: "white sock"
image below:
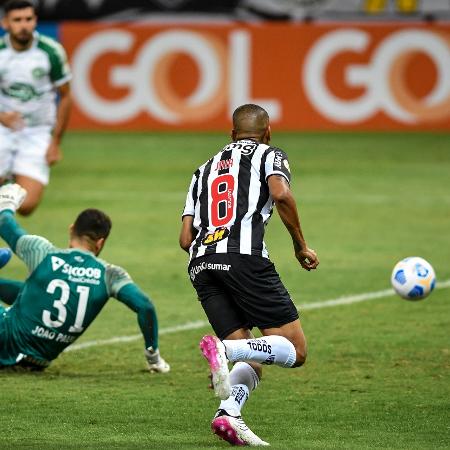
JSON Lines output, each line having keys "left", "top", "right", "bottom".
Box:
{"left": 219, "top": 362, "right": 259, "bottom": 416}
{"left": 223, "top": 335, "right": 296, "bottom": 368}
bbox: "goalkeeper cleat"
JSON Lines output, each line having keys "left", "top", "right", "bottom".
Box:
{"left": 211, "top": 410, "right": 270, "bottom": 446}
{"left": 199, "top": 335, "right": 230, "bottom": 400}
{"left": 145, "top": 347, "right": 170, "bottom": 373}
{"left": 147, "top": 356, "right": 170, "bottom": 373}
{"left": 0, "top": 248, "right": 12, "bottom": 269}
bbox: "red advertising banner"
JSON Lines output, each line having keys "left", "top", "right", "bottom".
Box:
{"left": 61, "top": 22, "right": 450, "bottom": 130}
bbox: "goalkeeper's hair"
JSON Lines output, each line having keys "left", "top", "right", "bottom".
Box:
{"left": 73, "top": 209, "right": 112, "bottom": 242}
{"left": 3, "top": 0, "right": 36, "bottom": 14}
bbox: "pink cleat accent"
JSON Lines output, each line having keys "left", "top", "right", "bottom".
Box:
{"left": 212, "top": 417, "right": 246, "bottom": 446}
{"left": 211, "top": 414, "right": 270, "bottom": 446}
{"left": 199, "top": 335, "right": 231, "bottom": 400}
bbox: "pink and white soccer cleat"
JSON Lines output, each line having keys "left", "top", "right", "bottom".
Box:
{"left": 199, "top": 335, "right": 231, "bottom": 400}
{"left": 211, "top": 411, "right": 270, "bottom": 446}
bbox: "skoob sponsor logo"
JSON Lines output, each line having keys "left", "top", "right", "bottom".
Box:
{"left": 51, "top": 256, "right": 101, "bottom": 284}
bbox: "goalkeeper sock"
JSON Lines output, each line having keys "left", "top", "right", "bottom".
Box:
{"left": 218, "top": 362, "right": 259, "bottom": 416}
{"left": 223, "top": 335, "right": 296, "bottom": 368}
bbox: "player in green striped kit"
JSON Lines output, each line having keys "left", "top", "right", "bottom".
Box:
{"left": 0, "top": 184, "right": 170, "bottom": 372}
{"left": 0, "top": 0, "right": 72, "bottom": 215}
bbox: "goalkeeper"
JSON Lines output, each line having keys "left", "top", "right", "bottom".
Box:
{"left": 0, "top": 184, "right": 169, "bottom": 372}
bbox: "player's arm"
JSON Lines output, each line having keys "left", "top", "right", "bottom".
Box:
{"left": 46, "top": 82, "right": 72, "bottom": 166}
{"left": 0, "top": 184, "right": 28, "bottom": 252}
{"left": 0, "top": 210, "right": 27, "bottom": 252}
{"left": 0, "top": 184, "right": 26, "bottom": 305}
{"left": 116, "top": 283, "right": 159, "bottom": 352}
{"left": 179, "top": 171, "right": 199, "bottom": 252}
{"left": 0, "top": 186, "right": 27, "bottom": 305}
{"left": 116, "top": 284, "right": 170, "bottom": 373}
{"left": 268, "top": 175, "right": 319, "bottom": 271}
{"left": 0, "top": 111, "right": 24, "bottom": 130}
{"left": 179, "top": 215, "right": 195, "bottom": 252}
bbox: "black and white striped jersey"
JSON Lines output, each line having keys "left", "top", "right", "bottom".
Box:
{"left": 182, "top": 139, "right": 291, "bottom": 262}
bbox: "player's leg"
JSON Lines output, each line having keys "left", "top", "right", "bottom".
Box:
{"left": 198, "top": 288, "right": 246, "bottom": 400}
{"left": 0, "top": 305, "right": 11, "bottom": 368}
{"left": 192, "top": 255, "right": 269, "bottom": 445}
{"left": 0, "top": 125, "right": 15, "bottom": 185}
{"left": 261, "top": 319, "right": 307, "bottom": 367}
{"left": 0, "top": 279, "right": 25, "bottom": 305}
{"left": 215, "top": 328, "right": 262, "bottom": 413}
{"left": 14, "top": 175, "right": 45, "bottom": 216}
{"left": 12, "top": 127, "right": 50, "bottom": 216}
{"left": 0, "top": 247, "right": 23, "bottom": 305}
{"left": 219, "top": 254, "right": 303, "bottom": 369}
{"left": 222, "top": 319, "right": 307, "bottom": 369}
{"left": 207, "top": 327, "right": 269, "bottom": 446}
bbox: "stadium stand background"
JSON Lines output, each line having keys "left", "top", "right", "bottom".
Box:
{"left": 1, "top": 0, "right": 449, "bottom": 21}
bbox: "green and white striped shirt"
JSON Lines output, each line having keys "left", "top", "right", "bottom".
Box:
{"left": 0, "top": 32, "right": 71, "bottom": 127}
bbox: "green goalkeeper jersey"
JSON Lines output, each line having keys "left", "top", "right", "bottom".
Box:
{"left": 0, "top": 235, "right": 132, "bottom": 366}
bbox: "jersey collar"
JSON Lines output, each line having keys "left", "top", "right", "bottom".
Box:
{"left": 236, "top": 138, "right": 260, "bottom": 145}
{"left": 5, "top": 31, "right": 39, "bottom": 52}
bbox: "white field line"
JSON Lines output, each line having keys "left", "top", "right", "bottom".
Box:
{"left": 65, "top": 279, "right": 450, "bottom": 353}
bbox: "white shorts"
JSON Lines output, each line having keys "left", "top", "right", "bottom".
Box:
{"left": 0, "top": 124, "right": 52, "bottom": 186}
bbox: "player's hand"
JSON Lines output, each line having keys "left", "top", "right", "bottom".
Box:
{"left": 46, "top": 139, "right": 63, "bottom": 166}
{"left": 0, "top": 111, "right": 25, "bottom": 131}
{"left": 295, "top": 247, "right": 319, "bottom": 271}
{"left": 0, "top": 183, "right": 27, "bottom": 213}
{"left": 144, "top": 347, "right": 170, "bottom": 374}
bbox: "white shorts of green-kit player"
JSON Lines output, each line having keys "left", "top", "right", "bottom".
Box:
{"left": 0, "top": 124, "right": 52, "bottom": 186}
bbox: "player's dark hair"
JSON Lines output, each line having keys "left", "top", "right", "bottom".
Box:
{"left": 3, "top": 0, "right": 35, "bottom": 14}
{"left": 72, "top": 209, "right": 112, "bottom": 242}
{"left": 232, "top": 104, "right": 270, "bottom": 140}
{"left": 233, "top": 104, "right": 269, "bottom": 126}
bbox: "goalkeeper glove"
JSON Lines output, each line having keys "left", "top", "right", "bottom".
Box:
{"left": 144, "top": 347, "right": 170, "bottom": 374}
{"left": 0, "top": 184, "right": 27, "bottom": 213}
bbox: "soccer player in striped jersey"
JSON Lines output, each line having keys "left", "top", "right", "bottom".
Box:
{"left": 180, "top": 104, "right": 319, "bottom": 446}
{"left": 0, "top": 0, "right": 72, "bottom": 215}
{"left": 0, "top": 184, "right": 169, "bottom": 373}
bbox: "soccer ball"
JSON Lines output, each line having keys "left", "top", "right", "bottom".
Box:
{"left": 391, "top": 257, "right": 436, "bottom": 301}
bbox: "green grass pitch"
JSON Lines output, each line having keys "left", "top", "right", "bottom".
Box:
{"left": 1, "top": 131, "right": 449, "bottom": 449}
